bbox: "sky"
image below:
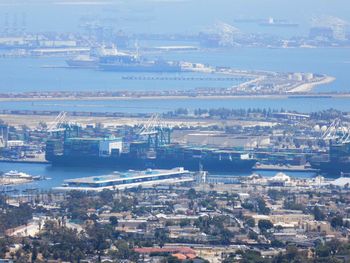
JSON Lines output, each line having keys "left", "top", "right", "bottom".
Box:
{"left": 0, "top": 0, "right": 349, "bottom": 34}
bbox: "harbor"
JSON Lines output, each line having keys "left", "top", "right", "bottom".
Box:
{"left": 0, "top": 106, "right": 347, "bottom": 195}
{"left": 0, "top": 104, "right": 349, "bottom": 181}
{"left": 0, "top": 1, "right": 350, "bottom": 262}
{"left": 0, "top": 48, "right": 347, "bottom": 95}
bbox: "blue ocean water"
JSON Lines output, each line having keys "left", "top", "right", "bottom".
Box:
{"left": 0, "top": 48, "right": 349, "bottom": 113}
{"left": 0, "top": 57, "right": 238, "bottom": 92}
{"left": 158, "top": 48, "right": 350, "bottom": 93}
{"left": 0, "top": 48, "right": 349, "bottom": 93}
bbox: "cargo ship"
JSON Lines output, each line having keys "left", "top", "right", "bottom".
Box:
{"left": 45, "top": 134, "right": 257, "bottom": 173}
{"left": 66, "top": 46, "right": 181, "bottom": 72}
{"left": 99, "top": 59, "right": 181, "bottom": 72}
{"left": 310, "top": 141, "right": 350, "bottom": 175}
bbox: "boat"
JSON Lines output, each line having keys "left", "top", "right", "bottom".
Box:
{"left": 311, "top": 159, "right": 350, "bottom": 175}
{"left": 66, "top": 55, "right": 98, "bottom": 68}
{"left": 45, "top": 138, "right": 257, "bottom": 173}
{"left": 3, "top": 170, "right": 32, "bottom": 178}
{"left": 66, "top": 45, "right": 182, "bottom": 72}
{"left": 45, "top": 123, "right": 256, "bottom": 173}
{"left": 310, "top": 141, "right": 350, "bottom": 175}
{"left": 98, "top": 47, "right": 181, "bottom": 72}
{"left": 1, "top": 171, "right": 46, "bottom": 181}
{"left": 99, "top": 59, "right": 182, "bottom": 73}
{"left": 47, "top": 150, "right": 257, "bottom": 173}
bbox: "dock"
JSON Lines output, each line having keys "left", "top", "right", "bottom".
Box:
{"left": 253, "top": 164, "right": 319, "bottom": 173}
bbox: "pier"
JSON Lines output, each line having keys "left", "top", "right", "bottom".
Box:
{"left": 253, "top": 164, "right": 319, "bottom": 173}
{"left": 121, "top": 75, "right": 249, "bottom": 82}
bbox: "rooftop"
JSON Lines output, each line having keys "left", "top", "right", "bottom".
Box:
{"left": 64, "top": 167, "right": 188, "bottom": 184}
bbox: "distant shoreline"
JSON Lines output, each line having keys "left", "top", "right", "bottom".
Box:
{"left": 288, "top": 76, "right": 336, "bottom": 93}
{"left": 0, "top": 93, "right": 349, "bottom": 102}
{"left": 0, "top": 159, "right": 49, "bottom": 164}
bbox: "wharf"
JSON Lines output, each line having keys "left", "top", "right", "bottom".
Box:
{"left": 253, "top": 164, "right": 319, "bottom": 172}
{"left": 0, "top": 158, "right": 49, "bottom": 165}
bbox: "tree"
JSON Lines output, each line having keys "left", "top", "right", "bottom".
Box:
{"left": 285, "top": 245, "right": 299, "bottom": 261}
{"left": 154, "top": 228, "right": 169, "bottom": 247}
{"left": 0, "top": 238, "right": 9, "bottom": 258}
{"left": 138, "top": 222, "right": 147, "bottom": 230}
{"left": 187, "top": 188, "right": 197, "bottom": 199}
{"left": 245, "top": 216, "right": 255, "bottom": 228}
{"left": 313, "top": 206, "right": 325, "bottom": 221}
{"left": 237, "top": 250, "right": 268, "bottom": 263}
{"left": 271, "top": 239, "right": 284, "bottom": 248}
{"left": 248, "top": 231, "right": 258, "bottom": 241}
{"left": 99, "top": 189, "right": 114, "bottom": 204}
{"left": 241, "top": 201, "right": 254, "bottom": 211}
{"left": 109, "top": 216, "right": 118, "bottom": 227}
{"left": 219, "top": 229, "right": 234, "bottom": 245}
{"left": 258, "top": 219, "right": 273, "bottom": 232}
{"left": 31, "top": 245, "right": 38, "bottom": 263}
{"left": 179, "top": 219, "right": 191, "bottom": 228}
{"left": 165, "top": 220, "right": 174, "bottom": 227}
{"left": 283, "top": 200, "right": 306, "bottom": 211}
{"left": 316, "top": 244, "right": 331, "bottom": 258}
{"left": 256, "top": 197, "right": 270, "bottom": 215}
{"left": 328, "top": 239, "right": 341, "bottom": 255}
{"left": 166, "top": 255, "right": 181, "bottom": 263}
{"left": 330, "top": 215, "right": 343, "bottom": 229}
{"left": 114, "top": 240, "right": 131, "bottom": 259}
{"left": 267, "top": 189, "right": 285, "bottom": 201}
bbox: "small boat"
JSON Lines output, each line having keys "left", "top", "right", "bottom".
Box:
{"left": 3, "top": 170, "right": 32, "bottom": 178}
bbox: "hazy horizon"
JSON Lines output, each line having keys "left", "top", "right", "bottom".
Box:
{"left": 0, "top": 0, "right": 349, "bottom": 34}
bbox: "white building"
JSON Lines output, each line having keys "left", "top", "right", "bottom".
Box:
{"left": 268, "top": 172, "right": 292, "bottom": 187}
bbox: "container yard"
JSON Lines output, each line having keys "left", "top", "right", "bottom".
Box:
{"left": 45, "top": 122, "right": 257, "bottom": 172}
{"left": 1, "top": 107, "right": 350, "bottom": 176}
